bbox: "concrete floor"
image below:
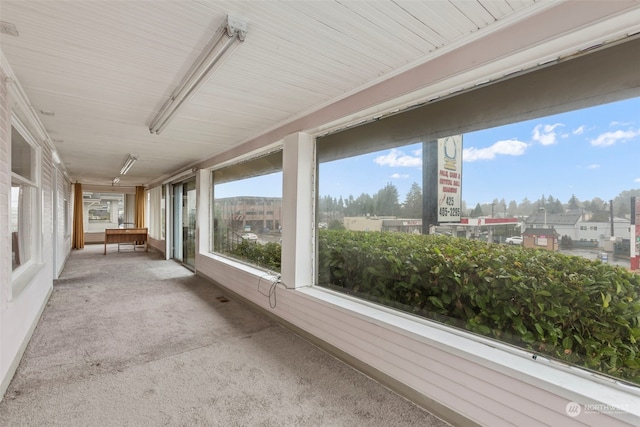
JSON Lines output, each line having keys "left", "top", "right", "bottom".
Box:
{"left": 0, "top": 244, "right": 450, "bottom": 427}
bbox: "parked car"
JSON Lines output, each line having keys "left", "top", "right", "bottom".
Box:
{"left": 597, "top": 252, "right": 608, "bottom": 263}
{"left": 241, "top": 232, "right": 258, "bottom": 242}
{"left": 505, "top": 236, "right": 523, "bottom": 245}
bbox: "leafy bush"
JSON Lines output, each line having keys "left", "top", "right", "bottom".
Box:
{"left": 230, "top": 240, "right": 281, "bottom": 272}
{"left": 318, "top": 230, "right": 640, "bottom": 384}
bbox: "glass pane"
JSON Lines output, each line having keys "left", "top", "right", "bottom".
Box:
{"left": 317, "top": 97, "right": 640, "bottom": 386}
{"left": 173, "top": 184, "right": 183, "bottom": 260}
{"left": 11, "top": 183, "right": 32, "bottom": 270}
{"left": 212, "top": 153, "right": 282, "bottom": 272}
{"left": 183, "top": 180, "right": 196, "bottom": 268}
{"left": 83, "top": 192, "right": 124, "bottom": 232}
{"left": 161, "top": 185, "right": 166, "bottom": 240}
{"left": 11, "top": 127, "right": 35, "bottom": 181}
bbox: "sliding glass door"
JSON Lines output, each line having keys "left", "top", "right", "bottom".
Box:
{"left": 172, "top": 178, "right": 196, "bottom": 269}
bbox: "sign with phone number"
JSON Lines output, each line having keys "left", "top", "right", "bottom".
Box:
{"left": 437, "top": 135, "right": 462, "bottom": 223}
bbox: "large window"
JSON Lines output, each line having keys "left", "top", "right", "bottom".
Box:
{"left": 316, "top": 97, "right": 640, "bottom": 386}
{"left": 211, "top": 151, "right": 282, "bottom": 272}
{"left": 83, "top": 192, "right": 124, "bottom": 232}
{"left": 10, "top": 125, "right": 38, "bottom": 274}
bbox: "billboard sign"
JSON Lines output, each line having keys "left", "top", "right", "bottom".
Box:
{"left": 437, "top": 135, "right": 462, "bottom": 222}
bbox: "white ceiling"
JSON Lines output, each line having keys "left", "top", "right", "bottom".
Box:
{"left": 1, "top": 1, "right": 638, "bottom": 187}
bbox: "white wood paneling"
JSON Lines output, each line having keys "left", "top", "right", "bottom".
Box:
{"left": 0, "top": 0, "right": 553, "bottom": 187}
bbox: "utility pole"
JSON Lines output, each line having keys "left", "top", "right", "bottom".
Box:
{"left": 610, "top": 199, "right": 614, "bottom": 236}
{"left": 422, "top": 140, "right": 438, "bottom": 234}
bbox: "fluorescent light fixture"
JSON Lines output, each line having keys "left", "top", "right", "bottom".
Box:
{"left": 120, "top": 154, "right": 137, "bottom": 175}
{"left": 52, "top": 150, "right": 61, "bottom": 164}
{"left": 112, "top": 177, "right": 120, "bottom": 185}
{"left": 149, "top": 15, "right": 247, "bottom": 134}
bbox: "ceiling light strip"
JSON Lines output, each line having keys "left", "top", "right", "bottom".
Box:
{"left": 120, "top": 154, "right": 137, "bottom": 175}
{"left": 149, "top": 15, "right": 247, "bottom": 134}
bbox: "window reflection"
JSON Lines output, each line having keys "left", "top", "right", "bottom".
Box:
{"left": 11, "top": 183, "right": 32, "bottom": 270}
{"left": 212, "top": 151, "right": 282, "bottom": 272}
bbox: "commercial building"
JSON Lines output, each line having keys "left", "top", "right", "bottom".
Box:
{"left": 525, "top": 212, "right": 631, "bottom": 248}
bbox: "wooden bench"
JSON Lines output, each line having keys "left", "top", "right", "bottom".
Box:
{"left": 104, "top": 228, "right": 148, "bottom": 255}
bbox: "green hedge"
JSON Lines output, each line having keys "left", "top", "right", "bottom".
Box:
{"left": 229, "top": 240, "right": 281, "bottom": 272}
{"left": 318, "top": 230, "right": 640, "bottom": 384}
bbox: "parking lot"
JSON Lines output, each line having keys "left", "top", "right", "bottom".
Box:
{"left": 559, "top": 248, "right": 630, "bottom": 269}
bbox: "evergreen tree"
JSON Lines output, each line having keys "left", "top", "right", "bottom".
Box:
{"left": 519, "top": 198, "right": 532, "bottom": 216}
{"left": 373, "top": 183, "right": 400, "bottom": 216}
{"left": 402, "top": 182, "right": 422, "bottom": 219}
{"left": 470, "top": 203, "right": 484, "bottom": 218}
{"left": 344, "top": 194, "right": 356, "bottom": 216}
{"left": 352, "top": 193, "right": 374, "bottom": 216}
{"left": 567, "top": 194, "right": 581, "bottom": 211}
{"left": 612, "top": 188, "right": 640, "bottom": 217}
{"left": 546, "top": 195, "right": 563, "bottom": 214}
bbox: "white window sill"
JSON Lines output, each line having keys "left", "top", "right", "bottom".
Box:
{"left": 199, "top": 251, "right": 280, "bottom": 280}
{"left": 11, "top": 263, "right": 45, "bottom": 299}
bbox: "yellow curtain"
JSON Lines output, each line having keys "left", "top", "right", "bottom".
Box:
{"left": 72, "top": 182, "right": 84, "bottom": 249}
{"left": 135, "top": 186, "right": 145, "bottom": 228}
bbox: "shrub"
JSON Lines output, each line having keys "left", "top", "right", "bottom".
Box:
{"left": 318, "top": 230, "right": 640, "bottom": 384}
{"left": 229, "top": 240, "right": 281, "bottom": 272}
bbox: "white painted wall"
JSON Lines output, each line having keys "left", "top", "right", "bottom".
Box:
{"left": 0, "top": 53, "right": 70, "bottom": 397}
{"left": 281, "top": 133, "right": 314, "bottom": 289}
{"left": 0, "top": 52, "right": 10, "bottom": 402}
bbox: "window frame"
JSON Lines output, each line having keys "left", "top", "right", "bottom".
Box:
{"left": 210, "top": 149, "right": 283, "bottom": 271}
{"left": 314, "top": 95, "right": 640, "bottom": 388}
{"left": 10, "top": 116, "right": 42, "bottom": 297}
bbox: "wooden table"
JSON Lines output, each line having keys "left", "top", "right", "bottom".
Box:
{"left": 104, "top": 228, "right": 148, "bottom": 255}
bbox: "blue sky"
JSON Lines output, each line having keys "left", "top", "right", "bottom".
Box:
{"left": 320, "top": 96, "right": 640, "bottom": 207}
{"left": 216, "top": 97, "right": 639, "bottom": 207}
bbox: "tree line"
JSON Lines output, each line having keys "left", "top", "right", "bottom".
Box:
{"left": 320, "top": 182, "right": 640, "bottom": 221}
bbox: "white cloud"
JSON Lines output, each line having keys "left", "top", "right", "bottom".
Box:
{"left": 463, "top": 139, "right": 528, "bottom": 162}
{"left": 635, "top": 178, "right": 640, "bottom": 183}
{"left": 587, "top": 164, "right": 600, "bottom": 169}
{"left": 573, "top": 125, "right": 585, "bottom": 135}
{"left": 610, "top": 121, "right": 631, "bottom": 127}
{"left": 590, "top": 129, "right": 640, "bottom": 147}
{"left": 532, "top": 123, "right": 563, "bottom": 145}
{"left": 390, "top": 173, "right": 409, "bottom": 179}
{"left": 374, "top": 148, "right": 421, "bottom": 167}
